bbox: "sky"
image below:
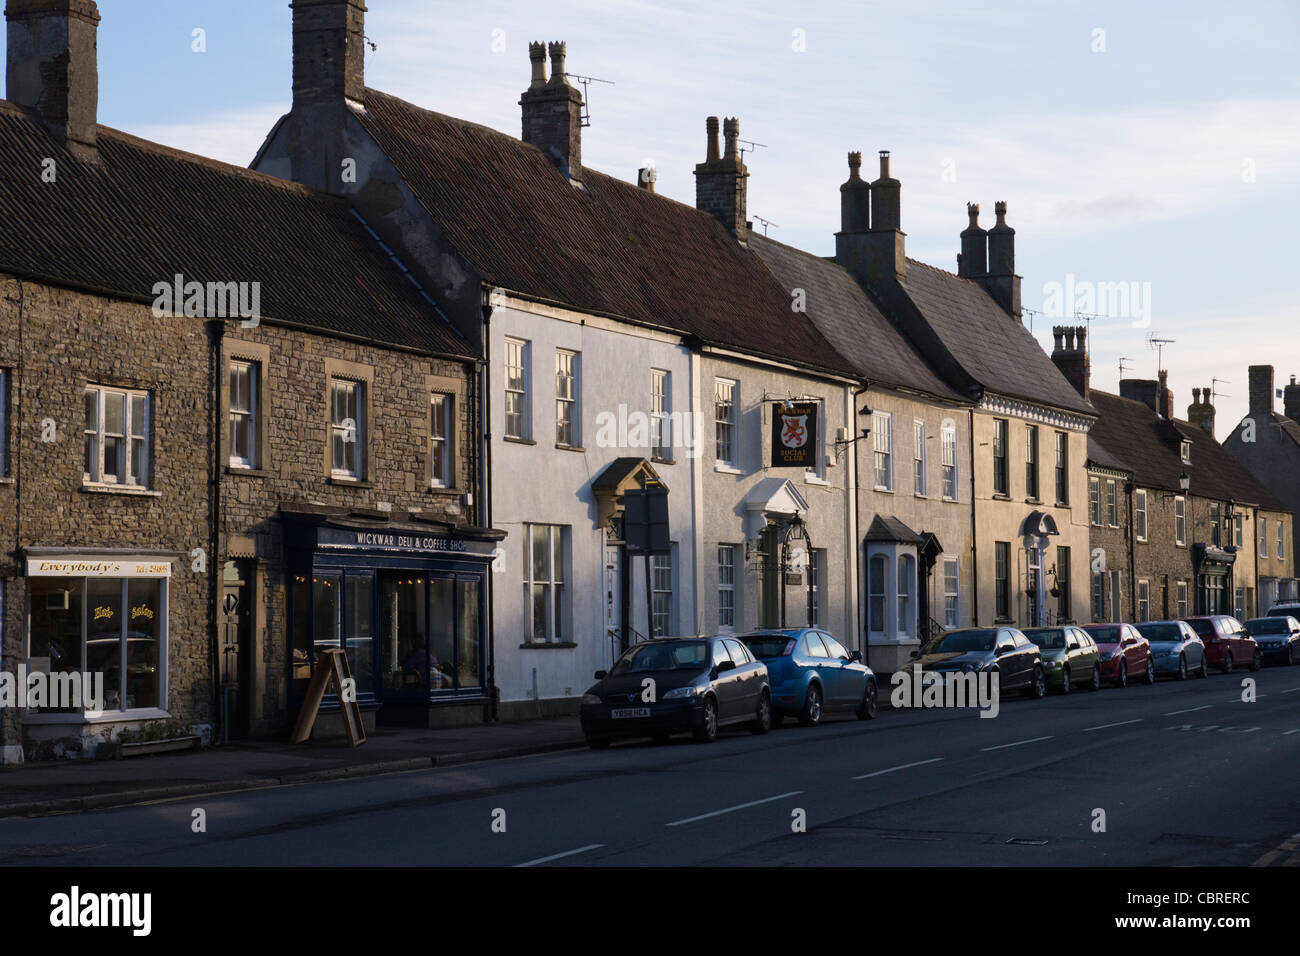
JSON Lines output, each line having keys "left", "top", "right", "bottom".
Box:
{"left": 23, "top": 0, "right": 1300, "bottom": 432}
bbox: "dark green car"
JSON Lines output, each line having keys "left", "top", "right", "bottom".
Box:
{"left": 1021, "top": 626, "right": 1102, "bottom": 693}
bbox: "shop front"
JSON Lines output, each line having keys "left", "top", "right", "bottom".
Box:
{"left": 1193, "top": 545, "right": 1235, "bottom": 616}
{"left": 281, "top": 509, "right": 503, "bottom": 729}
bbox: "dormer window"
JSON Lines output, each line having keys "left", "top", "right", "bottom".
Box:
{"left": 1180, "top": 440, "right": 1192, "bottom": 464}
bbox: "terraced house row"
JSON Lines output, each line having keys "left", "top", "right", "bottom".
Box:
{"left": 0, "top": 0, "right": 1292, "bottom": 762}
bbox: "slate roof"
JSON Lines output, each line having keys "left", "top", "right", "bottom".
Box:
{"left": 896, "top": 260, "right": 1095, "bottom": 416}
{"left": 0, "top": 103, "right": 471, "bottom": 357}
{"left": 1087, "top": 435, "right": 1130, "bottom": 473}
{"left": 351, "top": 90, "right": 856, "bottom": 378}
{"left": 864, "top": 515, "right": 923, "bottom": 544}
{"left": 748, "top": 234, "right": 965, "bottom": 402}
{"left": 1088, "top": 390, "right": 1287, "bottom": 510}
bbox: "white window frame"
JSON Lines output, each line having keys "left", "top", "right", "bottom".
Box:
{"left": 555, "top": 349, "right": 579, "bottom": 447}
{"left": 714, "top": 378, "right": 737, "bottom": 468}
{"left": 1025, "top": 424, "right": 1039, "bottom": 500}
{"left": 1175, "top": 496, "right": 1186, "bottom": 546}
{"left": 809, "top": 549, "right": 826, "bottom": 626}
{"left": 803, "top": 400, "right": 826, "bottom": 481}
{"left": 897, "top": 554, "right": 913, "bottom": 634}
{"left": 1176, "top": 580, "right": 1189, "bottom": 618}
{"left": 1054, "top": 431, "right": 1069, "bottom": 505}
{"left": 1278, "top": 520, "right": 1285, "bottom": 560}
{"left": 717, "top": 544, "right": 736, "bottom": 631}
{"left": 1137, "top": 579, "right": 1150, "bottom": 622}
{"left": 1091, "top": 570, "right": 1105, "bottom": 621}
{"left": 651, "top": 369, "right": 671, "bottom": 461}
{"left": 941, "top": 422, "right": 957, "bottom": 500}
{"left": 1109, "top": 570, "right": 1122, "bottom": 622}
{"left": 228, "top": 359, "right": 258, "bottom": 469}
{"left": 873, "top": 411, "right": 893, "bottom": 491}
{"left": 1135, "top": 489, "right": 1148, "bottom": 541}
{"left": 430, "top": 392, "right": 453, "bottom": 488}
{"left": 943, "top": 556, "right": 959, "bottom": 628}
{"left": 84, "top": 385, "right": 150, "bottom": 487}
{"left": 329, "top": 378, "right": 364, "bottom": 479}
{"left": 913, "top": 419, "right": 926, "bottom": 497}
{"left": 868, "top": 554, "right": 887, "bottom": 635}
{"left": 1105, "top": 479, "right": 1118, "bottom": 527}
{"left": 1261, "top": 519, "right": 1268, "bottom": 558}
{"left": 1089, "top": 476, "right": 1101, "bottom": 526}
{"left": 1180, "top": 440, "right": 1192, "bottom": 464}
{"left": 523, "top": 524, "right": 567, "bottom": 643}
{"left": 504, "top": 337, "right": 530, "bottom": 441}
{"left": 652, "top": 548, "right": 676, "bottom": 637}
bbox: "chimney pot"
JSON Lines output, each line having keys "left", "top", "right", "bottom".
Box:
{"left": 1052, "top": 326, "right": 1064, "bottom": 352}
{"left": 547, "top": 40, "right": 568, "bottom": 86}
{"left": 637, "top": 167, "right": 656, "bottom": 192}
{"left": 5, "top": 0, "right": 101, "bottom": 155}
{"left": 978, "top": 199, "right": 1019, "bottom": 319}
{"left": 723, "top": 117, "right": 741, "bottom": 161}
{"left": 839, "top": 150, "right": 870, "bottom": 234}
{"left": 958, "top": 202, "right": 987, "bottom": 278}
{"left": 527, "top": 40, "right": 546, "bottom": 88}
{"left": 694, "top": 114, "right": 748, "bottom": 238}
{"left": 1284, "top": 375, "right": 1300, "bottom": 422}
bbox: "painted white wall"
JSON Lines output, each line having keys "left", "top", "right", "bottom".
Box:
{"left": 489, "top": 298, "right": 698, "bottom": 704}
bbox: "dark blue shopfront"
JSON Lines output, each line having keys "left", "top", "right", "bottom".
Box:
{"left": 283, "top": 511, "right": 503, "bottom": 727}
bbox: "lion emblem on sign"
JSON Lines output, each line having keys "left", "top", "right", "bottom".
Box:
{"left": 780, "top": 414, "right": 808, "bottom": 449}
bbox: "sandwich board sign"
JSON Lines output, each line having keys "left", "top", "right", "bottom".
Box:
{"left": 291, "top": 648, "right": 366, "bottom": 747}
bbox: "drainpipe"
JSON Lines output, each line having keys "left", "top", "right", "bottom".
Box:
{"left": 851, "top": 383, "right": 869, "bottom": 666}
{"left": 481, "top": 298, "right": 497, "bottom": 721}
{"left": 968, "top": 408, "right": 979, "bottom": 624}
{"left": 205, "top": 320, "right": 224, "bottom": 739}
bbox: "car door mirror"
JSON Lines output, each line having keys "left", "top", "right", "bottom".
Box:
{"left": 850, "top": 650, "right": 862, "bottom": 662}
{"left": 594, "top": 670, "right": 607, "bottom": 681}
{"left": 716, "top": 660, "right": 736, "bottom": 673}
{"left": 997, "top": 643, "right": 1015, "bottom": 655}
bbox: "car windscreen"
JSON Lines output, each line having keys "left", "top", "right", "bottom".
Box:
{"left": 1024, "top": 629, "right": 1066, "bottom": 649}
{"left": 1183, "top": 619, "right": 1213, "bottom": 637}
{"left": 932, "top": 630, "right": 995, "bottom": 653}
{"left": 741, "top": 635, "right": 795, "bottom": 658}
{"left": 610, "top": 641, "right": 708, "bottom": 675}
{"left": 1138, "top": 623, "right": 1183, "bottom": 642}
{"left": 1247, "top": 619, "right": 1287, "bottom": 634}
{"left": 1086, "top": 626, "right": 1121, "bottom": 643}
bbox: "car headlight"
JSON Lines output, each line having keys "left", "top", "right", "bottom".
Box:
{"left": 1044, "top": 660, "right": 1060, "bottom": 669}
{"left": 580, "top": 694, "right": 602, "bottom": 705}
{"left": 662, "top": 685, "right": 699, "bottom": 699}
{"left": 1099, "top": 651, "right": 1115, "bottom": 661}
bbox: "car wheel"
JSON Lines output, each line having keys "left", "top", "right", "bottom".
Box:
{"left": 1223, "top": 652, "right": 1234, "bottom": 674}
{"left": 856, "top": 680, "right": 878, "bottom": 720}
{"left": 693, "top": 697, "right": 719, "bottom": 743}
{"left": 1059, "top": 666, "right": 1072, "bottom": 694}
{"left": 1198, "top": 655, "right": 1209, "bottom": 679}
{"left": 1177, "top": 654, "right": 1188, "bottom": 681}
{"left": 751, "top": 690, "right": 772, "bottom": 735}
{"left": 1250, "top": 649, "right": 1262, "bottom": 672}
{"left": 1116, "top": 660, "right": 1128, "bottom": 688}
{"left": 1088, "top": 664, "right": 1101, "bottom": 691}
{"left": 799, "top": 684, "right": 823, "bottom": 726}
{"left": 1144, "top": 656, "right": 1156, "bottom": 685}
{"left": 586, "top": 736, "right": 611, "bottom": 750}
{"left": 1028, "top": 666, "right": 1047, "bottom": 699}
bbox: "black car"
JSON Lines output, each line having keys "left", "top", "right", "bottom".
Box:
{"left": 1244, "top": 616, "right": 1300, "bottom": 665}
{"left": 913, "top": 626, "right": 1046, "bottom": 698}
{"left": 580, "top": 636, "right": 771, "bottom": 748}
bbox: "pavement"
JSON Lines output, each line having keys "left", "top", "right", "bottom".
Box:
{"left": 0, "top": 690, "right": 902, "bottom": 819}
{"left": 0, "top": 716, "right": 590, "bottom": 818}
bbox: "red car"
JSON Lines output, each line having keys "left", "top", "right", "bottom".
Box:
{"left": 1181, "top": 615, "right": 1261, "bottom": 673}
{"left": 1083, "top": 623, "right": 1154, "bottom": 687}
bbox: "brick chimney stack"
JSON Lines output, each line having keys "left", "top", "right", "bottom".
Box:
{"left": 958, "top": 202, "right": 987, "bottom": 278}
{"left": 291, "top": 0, "right": 367, "bottom": 110}
{"left": 1248, "top": 365, "right": 1275, "bottom": 415}
{"left": 520, "top": 41, "right": 584, "bottom": 182}
{"left": 975, "top": 200, "right": 1020, "bottom": 319}
{"left": 1188, "top": 386, "right": 1216, "bottom": 438}
{"left": 694, "top": 116, "right": 748, "bottom": 239}
{"left": 1286, "top": 375, "right": 1300, "bottom": 422}
{"left": 839, "top": 151, "right": 870, "bottom": 234}
{"left": 1050, "top": 325, "right": 1090, "bottom": 400}
{"left": 1120, "top": 378, "right": 1160, "bottom": 415}
{"left": 5, "top": 0, "right": 100, "bottom": 158}
{"left": 863, "top": 150, "right": 906, "bottom": 283}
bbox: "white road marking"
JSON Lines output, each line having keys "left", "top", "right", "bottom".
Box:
{"left": 1082, "top": 718, "right": 1143, "bottom": 732}
{"left": 515, "top": 844, "right": 605, "bottom": 867}
{"left": 981, "top": 735, "right": 1053, "bottom": 752}
{"left": 852, "top": 757, "right": 944, "bottom": 780}
{"left": 1163, "top": 704, "right": 1212, "bottom": 716}
{"left": 1285, "top": 729, "right": 1300, "bottom": 736}
{"left": 665, "top": 791, "right": 803, "bottom": 827}
{"left": 1280, "top": 687, "right": 1300, "bottom": 694}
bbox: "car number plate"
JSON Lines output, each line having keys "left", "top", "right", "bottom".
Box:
{"left": 611, "top": 707, "right": 651, "bottom": 719}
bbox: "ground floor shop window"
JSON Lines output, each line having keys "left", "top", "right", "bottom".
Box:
{"left": 27, "top": 575, "right": 165, "bottom": 713}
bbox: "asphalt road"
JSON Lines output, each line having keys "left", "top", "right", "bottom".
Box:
{"left": 3, "top": 664, "right": 1299, "bottom": 867}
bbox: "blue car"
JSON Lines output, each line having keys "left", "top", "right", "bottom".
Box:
{"left": 1135, "top": 620, "right": 1208, "bottom": 680}
{"left": 738, "top": 629, "right": 876, "bottom": 725}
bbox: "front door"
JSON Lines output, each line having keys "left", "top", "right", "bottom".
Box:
{"left": 220, "top": 561, "right": 251, "bottom": 740}
{"left": 378, "top": 573, "right": 433, "bottom": 725}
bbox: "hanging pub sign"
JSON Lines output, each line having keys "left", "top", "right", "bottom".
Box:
{"left": 771, "top": 402, "right": 818, "bottom": 468}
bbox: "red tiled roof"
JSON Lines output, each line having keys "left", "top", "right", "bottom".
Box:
{"left": 0, "top": 103, "right": 472, "bottom": 357}
{"left": 352, "top": 90, "right": 856, "bottom": 378}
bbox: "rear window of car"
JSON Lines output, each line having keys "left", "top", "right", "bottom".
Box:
{"left": 611, "top": 641, "right": 709, "bottom": 674}
{"left": 933, "top": 629, "right": 996, "bottom": 653}
{"left": 1086, "top": 626, "right": 1121, "bottom": 643}
{"left": 1138, "top": 623, "right": 1184, "bottom": 642}
{"left": 1183, "top": 619, "right": 1213, "bottom": 637}
{"left": 1267, "top": 605, "right": 1300, "bottom": 617}
{"left": 1024, "top": 628, "right": 1067, "bottom": 649}
{"left": 741, "top": 635, "right": 795, "bottom": 658}
{"left": 1247, "top": 619, "right": 1287, "bottom": 634}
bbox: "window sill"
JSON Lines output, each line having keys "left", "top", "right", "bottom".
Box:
{"left": 804, "top": 475, "right": 830, "bottom": 486}
{"left": 651, "top": 456, "right": 676, "bottom": 466}
{"left": 555, "top": 443, "right": 586, "bottom": 453}
{"left": 22, "top": 707, "right": 173, "bottom": 725}
{"left": 1024, "top": 498, "right": 1042, "bottom": 506}
{"left": 519, "top": 641, "right": 578, "bottom": 650}
{"left": 714, "top": 464, "right": 742, "bottom": 475}
{"left": 1054, "top": 501, "right": 1069, "bottom": 509}
{"left": 914, "top": 492, "right": 928, "bottom": 499}
{"left": 226, "top": 466, "right": 269, "bottom": 478}
{"left": 503, "top": 436, "right": 537, "bottom": 446}
{"left": 327, "top": 476, "right": 374, "bottom": 488}
{"left": 942, "top": 496, "right": 958, "bottom": 503}
{"left": 427, "top": 484, "right": 461, "bottom": 495}
{"left": 992, "top": 493, "right": 1011, "bottom": 501}
{"left": 80, "top": 484, "right": 160, "bottom": 498}
{"left": 873, "top": 486, "right": 893, "bottom": 494}
{"left": 0, "top": 476, "right": 13, "bottom": 485}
